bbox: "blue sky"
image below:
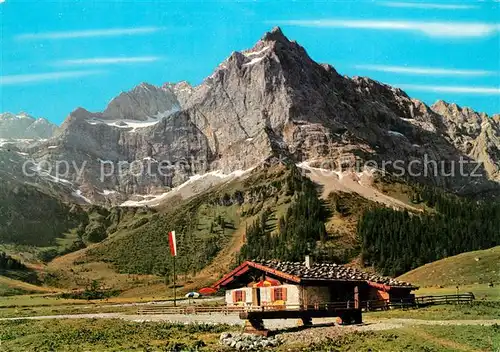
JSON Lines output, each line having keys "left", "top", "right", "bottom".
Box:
{"left": 0, "top": 0, "right": 499, "bottom": 125}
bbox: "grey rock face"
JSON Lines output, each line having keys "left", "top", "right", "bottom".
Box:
{"left": 0, "top": 112, "right": 57, "bottom": 139}
{"left": 9, "top": 27, "right": 499, "bottom": 204}
{"left": 431, "top": 100, "right": 500, "bottom": 182}
{"left": 102, "top": 83, "right": 180, "bottom": 121}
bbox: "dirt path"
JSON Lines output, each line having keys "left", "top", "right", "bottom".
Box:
{"left": 2, "top": 312, "right": 498, "bottom": 328}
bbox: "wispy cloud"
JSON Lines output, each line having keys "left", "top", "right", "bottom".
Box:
{"left": 380, "top": 2, "right": 478, "bottom": 10}
{"left": 57, "top": 56, "right": 162, "bottom": 66}
{"left": 16, "top": 27, "right": 162, "bottom": 40}
{"left": 355, "top": 64, "right": 496, "bottom": 77}
{"left": 0, "top": 0, "right": 5, "bottom": 4}
{"left": 393, "top": 84, "right": 500, "bottom": 94}
{"left": 272, "top": 20, "right": 500, "bottom": 38}
{"left": 0, "top": 70, "right": 103, "bottom": 85}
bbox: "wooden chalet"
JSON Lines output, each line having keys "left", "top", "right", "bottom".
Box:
{"left": 213, "top": 256, "right": 418, "bottom": 309}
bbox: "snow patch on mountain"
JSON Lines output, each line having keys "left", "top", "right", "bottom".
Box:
{"left": 29, "top": 163, "right": 74, "bottom": 187}
{"left": 297, "top": 161, "right": 418, "bottom": 211}
{"left": 121, "top": 168, "right": 253, "bottom": 207}
{"left": 86, "top": 117, "right": 161, "bottom": 131}
{"left": 72, "top": 189, "right": 92, "bottom": 203}
{"left": 388, "top": 130, "right": 406, "bottom": 138}
{"left": 244, "top": 56, "right": 265, "bottom": 66}
{"left": 0, "top": 138, "right": 45, "bottom": 147}
{"left": 243, "top": 46, "right": 270, "bottom": 57}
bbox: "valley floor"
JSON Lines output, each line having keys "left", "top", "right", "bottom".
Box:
{"left": 0, "top": 315, "right": 498, "bottom": 351}
{"left": 0, "top": 302, "right": 499, "bottom": 351}
{"left": 0, "top": 282, "right": 498, "bottom": 351}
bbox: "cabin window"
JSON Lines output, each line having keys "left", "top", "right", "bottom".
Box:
{"left": 233, "top": 290, "right": 245, "bottom": 302}
{"left": 272, "top": 287, "right": 287, "bottom": 302}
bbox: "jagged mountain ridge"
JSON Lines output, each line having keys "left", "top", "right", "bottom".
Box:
{"left": 0, "top": 112, "right": 57, "bottom": 139}
{"left": 3, "top": 27, "right": 499, "bottom": 204}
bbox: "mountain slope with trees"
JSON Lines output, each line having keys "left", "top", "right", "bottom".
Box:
{"left": 359, "top": 185, "right": 500, "bottom": 276}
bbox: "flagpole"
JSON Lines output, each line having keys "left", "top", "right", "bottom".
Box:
{"left": 168, "top": 230, "right": 177, "bottom": 308}
{"left": 173, "top": 255, "right": 176, "bottom": 307}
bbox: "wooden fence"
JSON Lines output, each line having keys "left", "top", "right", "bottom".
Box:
{"left": 137, "top": 293, "right": 474, "bottom": 315}
{"left": 137, "top": 301, "right": 355, "bottom": 315}
{"left": 360, "top": 293, "right": 474, "bottom": 311}
{"left": 415, "top": 293, "right": 474, "bottom": 306}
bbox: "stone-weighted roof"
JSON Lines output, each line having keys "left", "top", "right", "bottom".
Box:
{"left": 254, "top": 260, "right": 415, "bottom": 288}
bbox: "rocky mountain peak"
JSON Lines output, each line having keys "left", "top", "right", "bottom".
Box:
{"left": 0, "top": 112, "right": 32, "bottom": 120}
{"left": 0, "top": 112, "right": 15, "bottom": 120}
{"left": 136, "top": 82, "right": 156, "bottom": 91}
{"left": 258, "top": 26, "right": 313, "bottom": 63}
{"left": 102, "top": 82, "right": 180, "bottom": 121}
{"left": 7, "top": 27, "right": 498, "bottom": 205}
{"left": 431, "top": 100, "right": 463, "bottom": 116}
{"left": 0, "top": 112, "right": 57, "bottom": 139}
{"left": 17, "top": 112, "right": 32, "bottom": 119}
{"left": 432, "top": 100, "right": 491, "bottom": 124}
{"left": 68, "top": 107, "right": 94, "bottom": 119}
{"left": 164, "top": 81, "right": 193, "bottom": 108}
{"left": 261, "top": 26, "right": 288, "bottom": 43}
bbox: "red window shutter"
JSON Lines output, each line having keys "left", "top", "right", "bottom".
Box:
{"left": 271, "top": 288, "right": 275, "bottom": 302}
{"left": 242, "top": 290, "right": 246, "bottom": 302}
{"left": 282, "top": 287, "right": 287, "bottom": 301}
{"left": 232, "top": 290, "right": 236, "bottom": 302}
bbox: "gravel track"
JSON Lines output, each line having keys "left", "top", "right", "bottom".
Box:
{"left": 2, "top": 312, "right": 498, "bottom": 328}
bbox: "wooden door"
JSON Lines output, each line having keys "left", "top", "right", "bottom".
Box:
{"left": 252, "top": 287, "right": 261, "bottom": 306}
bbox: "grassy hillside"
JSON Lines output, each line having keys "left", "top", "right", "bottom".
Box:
{"left": 323, "top": 191, "right": 379, "bottom": 262}
{"left": 0, "top": 275, "right": 59, "bottom": 296}
{"left": 4, "top": 162, "right": 499, "bottom": 296}
{"left": 85, "top": 165, "right": 296, "bottom": 278}
{"left": 35, "top": 164, "right": 298, "bottom": 292}
{"left": 0, "top": 177, "right": 160, "bottom": 292}
{"left": 0, "top": 178, "right": 85, "bottom": 247}
{"left": 4, "top": 163, "right": 388, "bottom": 293}
{"left": 47, "top": 165, "right": 500, "bottom": 294}
{"left": 0, "top": 177, "right": 157, "bottom": 264}
{"left": 398, "top": 246, "right": 500, "bottom": 287}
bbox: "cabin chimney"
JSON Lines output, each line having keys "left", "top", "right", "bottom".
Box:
{"left": 305, "top": 255, "right": 313, "bottom": 269}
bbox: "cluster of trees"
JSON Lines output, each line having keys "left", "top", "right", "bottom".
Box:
{"left": 359, "top": 186, "right": 500, "bottom": 276}
{"left": 0, "top": 252, "right": 26, "bottom": 270}
{"left": 239, "top": 167, "right": 328, "bottom": 262}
